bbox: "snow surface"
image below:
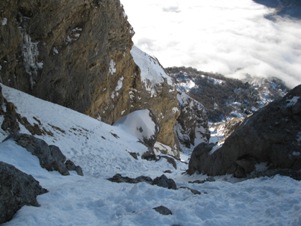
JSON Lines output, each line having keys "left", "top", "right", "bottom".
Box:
{"left": 114, "top": 109, "right": 157, "bottom": 144}
{"left": 1, "top": 84, "right": 301, "bottom": 225}
{"left": 109, "top": 59, "right": 117, "bottom": 75}
{"left": 131, "top": 46, "right": 174, "bottom": 97}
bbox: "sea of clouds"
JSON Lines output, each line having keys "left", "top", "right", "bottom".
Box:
{"left": 121, "top": 0, "right": 301, "bottom": 88}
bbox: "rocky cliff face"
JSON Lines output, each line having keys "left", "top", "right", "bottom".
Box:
{"left": 0, "top": 0, "right": 179, "bottom": 154}
{"left": 0, "top": 0, "right": 136, "bottom": 120}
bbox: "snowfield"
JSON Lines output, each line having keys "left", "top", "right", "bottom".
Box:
{"left": 1, "top": 84, "right": 301, "bottom": 226}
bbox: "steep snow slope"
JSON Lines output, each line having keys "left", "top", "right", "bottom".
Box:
{"left": 1, "top": 84, "right": 301, "bottom": 226}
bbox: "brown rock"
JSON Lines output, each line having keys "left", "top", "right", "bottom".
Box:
{"left": 0, "top": 0, "right": 180, "bottom": 155}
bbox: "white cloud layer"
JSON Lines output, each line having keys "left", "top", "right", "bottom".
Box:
{"left": 121, "top": 0, "right": 301, "bottom": 88}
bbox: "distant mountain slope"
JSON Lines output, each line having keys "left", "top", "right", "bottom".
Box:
{"left": 254, "top": 0, "right": 301, "bottom": 19}
{"left": 167, "top": 67, "right": 289, "bottom": 122}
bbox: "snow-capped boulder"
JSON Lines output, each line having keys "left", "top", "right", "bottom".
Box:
{"left": 0, "top": 161, "right": 47, "bottom": 224}
{"left": 189, "top": 84, "right": 301, "bottom": 177}
{"left": 114, "top": 109, "right": 158, "bottom": 148}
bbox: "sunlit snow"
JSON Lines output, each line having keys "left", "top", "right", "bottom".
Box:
{"left": 0, "top": 84, "right": 301, "bottom": 225}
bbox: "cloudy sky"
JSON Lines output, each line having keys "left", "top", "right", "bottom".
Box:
{"left": 120, "top": 0, "right": 301, "bottom": 88}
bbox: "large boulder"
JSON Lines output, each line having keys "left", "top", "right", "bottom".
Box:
{"left": 189, "top": 84, "right": 301, "bottom": 177}
{"left": 0, "top": 161, "right": 47, "bottom": 224}
{"left": 0, "top": 0, "right": 180, "bottom": 155}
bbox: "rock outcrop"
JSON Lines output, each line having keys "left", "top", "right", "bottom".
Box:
{"left": 188, "top": 84, "right": 301, "bottom": 177}
{"left": 175, "top": 92, "right": 210, "bottom": 151}
{"left": 0, "top": 1, "right": 179, "bottom": 154}
{"left": 4, "top": 133, "right": 83, "bottom": 176}
{"left": 0, "top": 161, "right": 47, "bottom": 224}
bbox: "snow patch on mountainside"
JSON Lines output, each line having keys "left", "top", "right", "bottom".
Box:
{"left": 131, "top": 46, "right": 174, "bottom": 97}
{"left": 114, "top": 109, "right": 158, "bottom": 146}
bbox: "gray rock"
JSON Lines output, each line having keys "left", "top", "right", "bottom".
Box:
{"left": 0, "top": 161, "right": 47, "bottom": 224}
{"left": 189, "top": 84, "right": 301, "bottom": 178}
{"left": 152, "top": 174, "right": 177, "bottom": 190}
{"left": 107, "top": 174, "right": 152, "bottom": 184}
{"left": 187, "top": 142, "right": 216, "bottom": 175}
{"left": 153, "top": 206, "right": 172, "bottom": 215}
{"left": 108, "top": 174, "right": 177, "bottom": 190}
{"left": 65, "top": 159, "right": 84, "bottom": 176}
{"left": 5, "top": 133, "right": 83, "bottom": 176}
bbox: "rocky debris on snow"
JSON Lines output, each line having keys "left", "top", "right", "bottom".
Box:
{"left": 3, "top": 133, "right": 83, "bottom": 176}
{"left": 153, "top": 205, "right": 172, "bottom": 215}
{"left": 108, "top": 174, "right": 176, "bottom": 189}
{"left": 108, "top": 173, "right": 201, "bottom": 195}
{"left": 188, "top": 84, "right": 301, "bottom": 178}
{"left": 107, "top": 173, "right": 153, "bottom": 184}
{"left": 142, "top": 150, "right": 158, "bottom": 161}
{"left": 152, "top": 174, "right": 177, "bottom": 190}
{"left": 141, "top": 150, "right": 178, "bottom": 169}
{"left": 0, "top": 161, "right": 47, "bottom": 224}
